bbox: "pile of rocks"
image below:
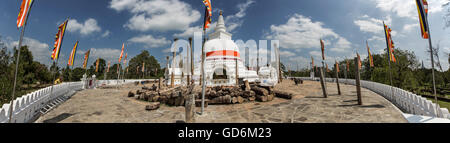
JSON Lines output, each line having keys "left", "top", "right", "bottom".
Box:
{"left": 128, "top": 81, "right": 294, "bottom": 110}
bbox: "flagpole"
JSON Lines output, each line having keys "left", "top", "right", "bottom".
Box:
{"left": 425, "top": 15, "right": 439, "bottom": 117}
{"left": 383, "top": 21, "right": 395, "bottom": 104}
{"left": 8, "top": 25, "right": 26, "bottom": 123}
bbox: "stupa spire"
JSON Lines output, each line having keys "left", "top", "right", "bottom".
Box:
{"left": 215, "top": 10, "right": 226, "bottom": 33}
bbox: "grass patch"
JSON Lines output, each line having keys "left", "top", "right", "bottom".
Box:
{"left": 424, "top": 97, "right": 450, "bottom": 111}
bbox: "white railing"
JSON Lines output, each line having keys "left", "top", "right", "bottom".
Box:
{"left": 0, "top": 82, "right": 83, "bottom": 123}
{"left": 0, "top": 79, "right": 157, "bottom": 123}
{"left": 296, "top": 77, "right": 450, "bottom": 120}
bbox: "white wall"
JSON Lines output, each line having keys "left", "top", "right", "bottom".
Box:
{"left": 0, "top": 79, "right": 155, "bottom": 123}
{"left": 296, "top": 77, "right": 450, "bottom": 120}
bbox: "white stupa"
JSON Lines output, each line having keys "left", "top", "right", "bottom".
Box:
{"left": 166, "top": 11, "right": 277, "bottom": 87}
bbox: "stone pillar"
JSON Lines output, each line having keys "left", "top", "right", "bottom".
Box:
{"left": 185, "top": 94, "right": 195, "bottom": 123}
{"left": 355, "top": 58, "right": 362, "bottom": 105}
{"left": 335, "top": 64, "right": 341, "bottom": 95}
{"left": 319, "top": 68, "right": 327, "bottom": 98}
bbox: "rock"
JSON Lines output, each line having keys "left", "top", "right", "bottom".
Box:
{"left": 128, "top": 91, "right": 135, "bottom": 97}
{"left": 274, "top": 90, "right": 293, "bottom": 99}
{"left": 195, "top": 99, "right": 209, "bottom": 108}
{"left": 145, "top": 102, "right": 160, "bottom": 111}
{"left": 256, "top": 95, "right": 268, "bottom": 102}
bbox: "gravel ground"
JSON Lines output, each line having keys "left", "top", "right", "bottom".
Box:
{"left": 35, "top": 80, "right": 407, "bottom": 123}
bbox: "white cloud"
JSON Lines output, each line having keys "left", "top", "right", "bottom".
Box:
{"left": 373, "top": 0, "right": 447, "bottom": 19}
{"left": 128, "top": 34, "right": 171, "bottom": 48}
{"left": 109, "top": 0, "right": 201, "bottom": 32}
{"left": 265, "top": 14, "right": 351, "bottom": 52}
{"left": 67, "top": 18, "right": 102, "bottom": 36}
{"left": 224, "top": 0, "right": 255, "bottom": 32}
{"left": 330, "top": 37, "right": 352, "bottom": 52}
{"left": 173, "top": 0, "right": 255, "bottom": 38}
{"left": 101, "top": 30, "right": 111, "bottom": 38}
{"left": 9, "top": 37, "right": 51, "bottom": 65}
{"left": 403, "top": 23, "right": 419, "bottom": 32}
{"left": 354, "top": 15, "right": 391, "bottom": 34}
{"left": 368, "top": 36, "right": 384, "bottom": 42}
{"left": 173, "top": 23, "right": 215, "bottom": 38}
{"left": 279, "top": 50, "right": 295, "bottom": 57}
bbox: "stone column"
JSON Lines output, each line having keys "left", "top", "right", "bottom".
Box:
{"left": 335, "top": 64, "right": 341, "bottom": 95}
{"left": 319, "top": 68, "right": 327, "bottom": 98}
{"left": 355, "top": 58, "right": 362, "bottom": 105}
{"left": 185, "top": 94, "right": 195, "bottom": 123}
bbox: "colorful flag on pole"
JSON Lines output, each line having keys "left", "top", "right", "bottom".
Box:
{"left": 17, "top": 0, "right": 34, "bottom": 28}
{"left": 51, "top": 20, "right": 68, "bottom": 61}
{"left": 83, "top": 50, "right": 90, "bottom": 69}
{"left": 95, "top": 58, "right": 100, "bottom": 72}
{"left": 203, "top": 0, "right": 212, "bottom": 29}
{"left": 326, "top": 63, "right": 330, "bottom": 72}
{"left": 107, "top": 61, "right": 110, "bottom": 73}
{"left": 346, "top": 59, "right": 350, "bottom": 72}
{"left": 384, "top": 23, "right": 396, "bottom": 63}
{"left": 415, "top": 0, "right": 429, "bottom": 39}
{"left": 357, "top": 53, "right": 362, "bottom": 70}
{"left": 123, "top": 53, "right": 127, "bottom": 65}
{"left": 67, "top": 41, "right": 78, "bottom": 66}
{"left": 367, "top": 41, "right": 374, "bottom": 67}
{"left": 336, "top": 61, "right": 340, "bottom": 73}
{"left": 311, "top": 56, "right": 315, "bottom": 67}
{"left": 320, "top": 39, "right": 325, "bottom": 60}
{"left": 118, "top": 43, "right": 124, "bottom": 63}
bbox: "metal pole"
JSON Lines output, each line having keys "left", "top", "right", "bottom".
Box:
{"left": 8, "top": 26, "right": 26, "bottom": 123}
{"left": 425, "top": 17, "right": 439, "bottom": 117}
{"left": 201, "top": 29, "right": 206, "bottom": 115}
{"left": 49, "top": 57, "right": 60, "bottom": 106}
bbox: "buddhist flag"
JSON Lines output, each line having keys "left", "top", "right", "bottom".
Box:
{"left": 203, "top": 0, "right": 212, "bottom": 29}
{"left": 95, "top": 58, "right": 100, "bottom": 72}
{"left": 67, "top": 41, "right": 78, "bottom": 66}
{"left": 118, "top": 43, "right": 124, "bottom": 63}
{"left": 415, "top": 0, "right": 429, "bottom": 39}
{"left": 357, "top": 53, "right": 362, "bottom": 70}
{"left": 326, "top": 63, "right": 330, "bottom": 72}
{"left": 107, "top": 61, "right": 111, "bottom": 73}
{"left": 346, "top": 59, "right": 350, "bottom": 72}
{"left": 126, "top": 67, "right": 129, "bottom": 74}
{"left": 142, "top": 62, "right": 145, "bottom": 72}
{"left": 320, "top": 39, "right": 325, "bottom": 60}
{"left": 83, "top": 50, "right": 90, "bottom": 69}
{"left": 51, "top": 20, "right": 68, "bottom": 61}
{"left": 17, "top": 0, "right": 34, "bottom": 28}
{"left": 336, "top": 61, "right": 340, "bottom": 73}
{"left": 384, "top": 23, "right": 396, "bottom": 63}
{"left": 367, "top": 41, "right": 374, "bottom": 67}
{"left": 311, "top": 56, "right": 315, "bottom": 68}
{"left": 123, "top": 53, "right": 128, "bottom": 65}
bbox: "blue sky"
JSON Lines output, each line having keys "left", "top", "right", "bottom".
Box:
{"left": 0, "top": 0, "right": 449, "bottom": 70}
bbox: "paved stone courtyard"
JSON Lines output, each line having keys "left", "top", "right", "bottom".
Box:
{"left": 35, "top": 80, "right": 407, "bottom": 123}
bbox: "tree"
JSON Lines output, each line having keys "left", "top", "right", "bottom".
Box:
{"left": 71, "top": 67, "right": 85, "bottom": 81}
{"left": 128, "top": 50, "right": 161, "bottom": 79}
{"left": 88, "top": 58, "right": 106, "bottom": 79}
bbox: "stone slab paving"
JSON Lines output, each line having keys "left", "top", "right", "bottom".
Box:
{"left": 35, "top": 80, "right": 407, "bottom": 123}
